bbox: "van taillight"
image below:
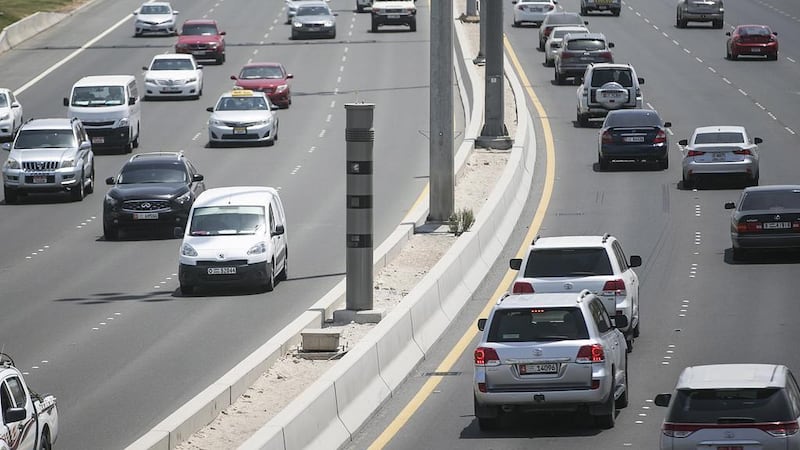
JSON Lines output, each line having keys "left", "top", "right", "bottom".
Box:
{"left": 654, "top": 130, "right": 667, "bottom": 144}
{"left": 760, "top": 421, "right": 800, "bottom": 437}
{"left": 576, "top": 344, "right": 604, "bottom": 363}
{"left": 599, "top": 51, "right": 613, "bottom": 61}
{"left": 662, "top": 423, "right": 699, "bottom": 438}
{"left": 512, "top": 281, "right": 535, "bottom": 294}
{"left": 475, "top": 347, "right": 500, "bottom": 366}
{"left": 602, "top": 279, "right": 626, "bottom": 297}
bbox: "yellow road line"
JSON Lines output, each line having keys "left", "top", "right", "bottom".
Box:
{"left": 367, "top": 35, "right": 557, "bottom": 449}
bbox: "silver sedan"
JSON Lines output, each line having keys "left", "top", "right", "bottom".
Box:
{"left": 680, "top": 126, "right": 761, "bottom": 188}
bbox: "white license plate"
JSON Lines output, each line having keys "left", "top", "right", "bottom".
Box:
{"left": 602, "top": 91, "right": 623, "bottom": 98}
{"left": 33, "top": 176, "right": 48, "bottom": 184}
{"left": 623, "top": 136, "right": 645, "bottom": 143}
{"left": 763, "top": 222, "right": 791, "bottom": 229}
{"left": 91, "top": 136, "right": 104, "bottom": 144}
{"left": 712, "top": 152, "right": 726, "bottom": 161}
{"left": 388, "top": 14, "right": 400, "bottom": 19}
{"left": 162, "top": 87, "right": 181, "bottom": 92}
{"left": 233, "top": 127, "right": 247, "bottom": 134}
{"left": 208, "top": 267, "right": 236, "bottom": 275}
{"left": 192, "top": 51, "right": 207, "bottom": 55}
{"left": 133, "top": 212, "right": 158, "bottom": 220}
{"left": 751, "top": 48, "right": 762, "bottom": 53}
{"left": 519, "top": 363, "right": 559, "bottom": 374}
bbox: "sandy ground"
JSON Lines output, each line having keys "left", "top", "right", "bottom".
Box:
{"left": 176, "top": 18, "right": 516, "bottom": 450}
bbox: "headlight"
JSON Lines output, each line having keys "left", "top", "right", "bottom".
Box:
{"left": 254, "top": 118, "right": 271, "bottom": 126}
{"left": 275, "top": 84, "right": 288, "bottom": 93}
{"left": 0, "top": 113, "right": 9, "bottom": 121}
{"left": 209, "top": 42, "right": 219, "bottom": 48}
{"left": 324, "top": 21, "right": 334, "bottom": 27}
{"left": 181, "top": 243, "right": 198, "bottom": 257}
{"left": 104, "top": 193, "right": 119, "bottom": 206}
{"left": 209, "top": 118, "right": 223, "bottom": 126}
{"left": 4, "top": 158, "right": 19, "bottom": 169}
{"left": 186, "top": 77, "right": 197, "bottom": 83}
{"left": 145, "top": 78, "right": 156, "bottom": 83}
{"left": 247, "top": 242, "right": 267, "bottom": 255}
{"left": 61, "top": 157, "right": 75, "bottom": 168}
{"left": 119, "top": 118, "right": 129, "bottom": 127}
{"left": 293, "top": 21, "right": 303, "bottom": 27}
{"left": 175, "top": 191, "right": 192, "bottom": 204}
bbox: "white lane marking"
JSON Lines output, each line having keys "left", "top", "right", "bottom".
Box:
{"left": 192, "top": 132, "right": 201, "bottom": 141}
{"left": 209, "top": 8, "right": 214, "bottom": 13}
{"left": 644, "top": 18, "right": 650, "bottom": 23}
{"left": 330, "top": 100, "right": 336, "bottom": 108}
{"left": 259, "top": 40, "right": 264, "bottom": 45}
{"left": 708, "top": 66, "right": 716, "bottom": 73}
{"left": 646, "top": 102, "right": 653, "bottom": 109}
{"left": 722, "top": 77, "right": 731, "bottom": 84}
{"left": 342, "top": 55, "right": 347, "bottom": 62}
{"left": 247, "top": 58, "right": 253, "bottom": 64}
{"left": 653, "top": 25, "right": 659, "bottom": 30}
{"left": 319, "top": 129, "right": 326, "bottom": 138}
{"left": 788, "top": 57, "right": 797, "bottom": 63}
{"left": 253, "top": 49, "right": 259, "bottom": 55}
{"left": 337, "top": 76, "right": 342, "bottom": 83}
{"left": 786, "top": 127, "right": 796, "bottom": 135}
{"left": 334, "top": 87, "right": 339, "bottom": 94}
{"left": 635, "top": 11, "right": 641, "bottom": 16}
{"left": 264, "top": 32, "right": 269, "bottom": 38}
{"left": 767, "top": 112, "right": 777, "bottom": 120}
{"left": 738, "top": 88, "right": 747, "bottom": 96}
{"left": 339, "top": 66, "right": 345, "bottom": 72}
{"left": 755, "top": 102, "right": 765, "bottom": 110}
{"left": 348, "top": 30, "right": 353, "bottom": 36}
{"left": 309, "top": 146, "right": 316, "bottom": 153}
{"left": 344, "top": 47, "right": 349, "bottom": 53}
{"left": 695, "top": 57, "right": 703, "bottom": 63}
{"left": 273, "top": 18, "right": 279, "bottom": 24}
{"left": 662, "top": 32, "right": 669, "bottom": 38}
{"left": 666, "top": 128, "right": 674, "bottom": 136}
{"left": 269, "top": 25, "right": 275, "bottom": 31}
{"left": 350, "top": 23, "right": 355, "bottom": 29}
{"left": 326, "top": 114, "right": 332, "bottom": 122}
{"left": 672, "top": 39, "right": 680, "bottom": 46}
{"left": 683, "top": 48, "right": 691, "bottom": 54}
{"left": 202, "top": 14, "right": 208, "bottom": 19}
{"left": 290, "top": 165, "right": 302, "bottom": 175}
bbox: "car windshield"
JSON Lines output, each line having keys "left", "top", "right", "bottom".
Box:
{"left": 71, "top": 86, "right": 126, "bottom": 107}
{"left": 182, "top": 24, "right": 218, "bottom": 35}
{"left": 118, "top": 165, "right": 187, "bottom": 184}
{"left": 151, "top": 58, "right": 194, "bottom": 70}
{"left": 566, "top": 39, "right": 606, "bottom": 51}
{"left": 487, "top": 307, "right": 589, "bottom": 342}
{"left": 189, "top": 206, "right": 265, "bottom": 236}
{"left": 216, "top": 96, "right": 268, "bottom": 111}
{"left": 0, "top": 94, "right": 8, "bottom": 108}
{"left": 524, "top": 248, "right": 613, "bottom": 277}
{"left": 548, "top": 14, "right": 581, "bottom": 24}
{"left": 14, "top": 129, "right": 76, "bottom": 149}
{"left": 694, "top": 132, "right": 745, "bottom": 144}
{"left": 666, "top": 388, "right": 793, "bottom": 423}
{"left": 605, "top": 111, "right": 661, "bottom": 127}
{"left": 240, "top": 66, "right": 284, "bottom": 79}
{"left": 140, "top": 4, "right": 170, "bottom": 14}
{"left": 740, "top": 190, "right": 800, "bottom": 211}
{"left": 591, "top": 69, "right": 634, "bottom": 87}
{"left": 297, "top": 6, "right": 330, "bottom": 15}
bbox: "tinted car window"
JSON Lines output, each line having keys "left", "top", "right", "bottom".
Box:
{"left": 487, "top": 307, "right": 589, "bottom": 342}
{"left": 604, "top": 111, "right": 661, "bottom": 128}
{"left": 119, "top": 164, "right": 188, "bottom": 184}
{"left": 740, "top": 190, "right": 800, "bottom": 211}
{"left": 667, "top": 388, "right": 793, "bottom": 423}
{"left": 694, "top": 132, "right": 745, "bottom": 144}
{"left": 566, "top": 39, "right": 606, "bottom": 51}
{"left": 6, "top": 377, "right": 26, "bottom": 408}
{"left": 182, "top": 24, "right": 218, "bottom": 35}
{"left": 0, "top": 93, "right": 7, "bottom": 108}
{"left": 524, "top": 248, "right": 613, "bottom": 277}
{"left": 589, "top": 300, "right": 611, "bottom": 333}
{"left": 591, "top": 69, "right": 634, "bottom": 87}
{"left": 547, "top": 13, "right": 582, "bottom": 24}
{"left": 14, "top": 129, "right": 77, "bottom": 149}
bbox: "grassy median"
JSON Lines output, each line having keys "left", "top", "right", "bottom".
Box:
{"left": 0, "top": 0, "right": 85, "bottom": 31}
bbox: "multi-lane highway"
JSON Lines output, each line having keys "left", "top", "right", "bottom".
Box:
{"left": 346, "top": 0, "right": 800, "bottom": 448}
{"left": 0, "top": 0, "right": 442, "bottom": 448}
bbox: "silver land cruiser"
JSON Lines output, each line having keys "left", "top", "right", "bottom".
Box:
{"left": 1, "top": 117, "right": 95, "bottom": 203}
{"left": 576, "top": 63, "right": 644, "bottom": 127}
{"left": 676, "top": 0, "right": 724, "bottom": 29}
{"left": 473, "top": 290, "right": 629, "bottom": 430}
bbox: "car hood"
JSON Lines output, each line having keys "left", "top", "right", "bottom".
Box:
{"left": 109, "top": 183, "right": 188, "bottom": 200}
{"left": 294, "top": 15, "right": 335, "bottom": 24}
{"left": 235, "top": 79, "right": 287, "bottom": 89}
{"left": 146, "top": 70, "right": 200, "bottom": 81}
{"left": 211, "top": 111, "right": 272, "bottom": 122}
{"left": 69, "top": 107, "right": 128, "bottom": 121}
{"left": 177, "top": 35, "right": 222, "bottom": 44}
{"left": 184, "top": 234, "right": 266, "bottom": 257}
{"left": 11, "top": 148, "right": 73, "bottom": 161}
{"left": 137, "top": 14, "right": 175, "bottom": 24}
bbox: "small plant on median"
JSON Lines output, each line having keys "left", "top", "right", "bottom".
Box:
{"left": 448, "top": 208, "right": 475, "bottom": 236}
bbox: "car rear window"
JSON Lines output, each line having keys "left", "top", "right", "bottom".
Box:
{"left": 548, "top": 14, "right": 582, "bottom": 24}
{"left": 591, "top": 69, "right": 634, "bottom": 87}
{"left": 524, "top": 248, "right": 613, "bottom": 277}
{"left": 553, "top": 28, "right": 586, "bottom": 39}
{"left": 694, "top": 132, "right": 745, "bottom": 144}
{"left": 740, "top": 190, "right": 800, "bottom": 211}
{"left": 488, "top": 307, "right": 589, "bottom": 342}
{"left": 566, "top": 39, "right": 606, "bottom": 51}
{"left": 604, "top": 111, "right": 661, "bottom": 127}
{"left": 667, "top": 388, "right": 793, "bottom": 423}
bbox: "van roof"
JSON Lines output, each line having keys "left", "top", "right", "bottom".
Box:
{"left": 193, "top": 186, "right": 279, "bottom": 208}
{"left": 73, "top": 75, "right": 136, "bottom": 87}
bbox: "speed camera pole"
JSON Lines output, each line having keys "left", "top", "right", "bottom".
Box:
{"left": 429, "top": 0, "right": 455, "bottom": 222}
{"left": 476, "top": 0, "right": 512, "bottom": 149}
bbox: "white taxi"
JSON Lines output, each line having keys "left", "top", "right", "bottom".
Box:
{"left": 206, "top": 90, "right": 279, "bottom": 147}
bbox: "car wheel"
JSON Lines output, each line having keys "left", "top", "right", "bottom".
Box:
{"left": 613, "top": 9, "right": 620, "bottom": 16}
{"left": 263, "top": 261, "right": 275, "bottom": 292}
{"left": 39, "top": 428, "right": 52, "bottom": 450}
{"left": 357, "top": 5, "right": 364, "bottom": 12}
{"left": 749, "top": 172, "right": 759, "bottom": 186}
{"left": 658, "top": 157, "right": 669, "bottom": 170}
{"left": 103, "top": 222, "right": 119, "bottom": 241}
{"left": 580, "top": 6, "right": 587, "bottom": 15}
{"left": 371, "top": 20, "right": 378, "bottom": 33}
{"left": 726, "top": 46, "right": 732, "bottom": 60}
{"left": 626, "top": 336, "right": 633, "bottom": 353}
{"left": 278, "top": 251, "right": 288, "bottom": 281}
{"left": 71, "top": 176, "right": 85, "bottom": 201}
{"left": 4, "top": 187, "right": 18, "bottom": 204}
{"left": 594, "top": 385, "right": 616, "bottom": 429}
{"left": 598, "top": 154, "right": 610, "bottom": 170}
{"left": 554, "top": 70, "right": 564, "bottom": 85}
{"left": 180, "top": 283, "right": 195, "bottom": 295}
{"left": 577, "top": 112, "right": 589, "bottom": 127}
{"left": 682, "top": 173, "right": 694, "bottom": 189}
{"left": 512, "top": 20, "right": 520, "bottom": 27}
{"left": 730, "top": 48, "right": 738, "bottom": 60}
{"left": 86, "top": 164, "right": 95, "bottom": 194}
{"left": 713, "top": 19, "right": 723, "bottom": 29}
{"left": 768, "top": 52, "right": 778, "bottom": 61}
{"left": 538, "top": 40, "right": 545, "bottom": 51}
{"left": 132, "top": 126, "right": 140, "bottom": 148}
{"left": 409, "top": 19, "right": 417, "bottom": 32}
{"left": 616, "top": 358, "right": 629, "bottom": 409}
{"left": 633, "top": 321, "right": 640, "bottom": 338}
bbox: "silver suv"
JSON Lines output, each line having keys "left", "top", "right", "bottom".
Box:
{"left": 576, "top": 63, "right": 644, "bottom": 127}
{"left": 2, "top": 118, "right": 95, "bottom": 204}
{"left": 676, "top": 0, "right": 724, "bottom": 28}
{"left": 509, "top": 234, "right": 641, "bottom": 350}
{"left": 655, "top": 364, "right": 800, "bottom": 450}
{"left": 473, "top": 290, "right": 629, "bottom": 430}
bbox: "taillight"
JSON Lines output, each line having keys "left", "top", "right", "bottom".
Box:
{"left": 561, "top": 52, "right": 575, "bottom": 60}
{"left": 654, "top": 130, "right": 667, "bottom": 144}
{"left": 601, "top": 131, "right": 613, "bottom": 144}
{"left": 544, "top": 27, "right": 553, "bottom": 37}
{"left": 760, "top": 421, "right": 800, "bottom": 437}
{"left": 576, "top": 344, "right": 604, "bottom": 363}
{"left": 591, "top": 380, "right": 600, "bottom": 389}
{"left": 474, "top": 347, "right": 500, "bottom": 366}
{"left": 547, "top": 4, "right": 554, "bottom": 10}
{"left": 733, "top": 148, "right": 752, "bottom": 155}
{"left": 598, "top": 51, "right": 613, "bottom": 61}
{"left": 662, "top": 423, "right": 699, "bottom": 438}
{"left": 686, "top": 150, "right": 704, "bottom": 157}
{"left": 512, "top": 281, "right": 535, "bottom": 294}
{"left": 736, "top": 221, "right": 762, "bottom": 233}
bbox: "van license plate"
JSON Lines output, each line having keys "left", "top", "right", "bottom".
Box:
{"left": 208, "top": 267, "right": 236, "bottom": 275}
{"left": 133, "top": 212, "right": 158, "bottom": 220}
{"left": 388, "top": 14, "right": 400, "bottom": 19}
{"left": 92, "top": 137, "right": 104, "bottom": 144}
{"left": 519, "top": 363, "right": 559, "bottom": 374}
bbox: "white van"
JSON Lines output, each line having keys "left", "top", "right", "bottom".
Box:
{"left": 178, "top": 186, "right": 288, "bottom": 294}
{"left": 63, "top": 75, "right": 142, "bottom": 152}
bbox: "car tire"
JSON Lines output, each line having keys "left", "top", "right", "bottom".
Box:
{"left": 477, "top": 416, "right": 498, "bottom": 431}
{"left": 512, "top": 20, "right": 520, "bottom": 27}
{"left": 626, "top": 336, "right": 633, "bottom": 353}
{"left": 768, "top": 52, "right": 778, "bottom": 61}
{"left": 594, "top": 386, "right": 616, "bottom": 429}
{"left": 538, "top": 40, "right": 545, "bottom": 51}
{"left": 86, "top": 165, "right": 95, "bottom": 194}
{"left": 750, "top": 172, "right": 759, "bottom": 186}
{"left": 371, "top": 20, "right": 379, "bottom": 33}
{"left": 658, "top": 157, "right": 669, "bottom": 170}
{"left": 713, "top": 19, "right": 723, "bottom": 29}
{"left": 580, "top": 5, "right": 587, "bottom": 15}
{"left": 410, "top": 19, "right": 417, "bottom": 32}
{"left": 132, "top": 126, "right": 140, "bottom": 148}
{"left": 682, "top": 173, "right": 694, "bottom": 189}
{"left": 730, "top": 48, "right": 738, "bottom": 60}
{"left": 726, "top": 47, "right": 732, "bottom": 60}
{"left": 71, "top": 176, "right": 85, "bottom": 202}
{"left": 357, "top": 5, "right": 364, "bottom": 12}
{"left": 554, "top": 70, "right": 564, "bottom": 85}
{"left": 103, "top": 223, "right": 119, "bottom": 241}
{"left": 577, "top": 112, "right": 589, "bottom": 127}
{"left": 278, "top": 251, "right": 288, "bottom": 281}
{"left": 616, "top": 359, "right": 629, "bottom": 409}
{"left": 4, "top": 187, "right": 18, "bottom": 204}
{"left": 598, "top": 155, "right": 610, "bottom": 170}
{"left": 39, "top": 428, "right": 52, "bottom": 450}
{"left": 263, "top": 261, "right": 275, "bottom": 292}
{"left": 613, "top": 9, "right": 620, "bottom": 16}
{"left": 633, "top": 321, "right": 640, "bottom": 338}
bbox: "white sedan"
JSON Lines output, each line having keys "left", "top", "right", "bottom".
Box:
{"left": 512, "top": 0, "right": 558, "bottom": 27}
{"left": 680, "top": 125, "right": 762, "bottom": 188}
{"left": 0, "top": 88, "right": 23, "bottom": 141}
{"left": 142, "top": 54, "right": 203, "bottom": 100}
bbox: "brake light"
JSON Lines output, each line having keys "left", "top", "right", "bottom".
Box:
{"left": 733, "top": 148, "right": 752, "bottom": 155}
{"left": 544, "top": 27, "right": 553, "bottom": 37}
{"left": 474, "top": 347, "right": 500, "bottom": 366}
{"left": 598, "top": 51, "right": 613, "bottom": 61}
{"left": 662, "top": 423, "right": 699, "bottom": 438}
{"left": 736, "top": 221, "right": 762, "bottom": 233}
{"left": 654, "top": 129, "right": 667, "bottom": 144}
{"left": 602, "top": 279, "right": 626, "bottom": 297}
{"left": 601, "top": 131, "right": 613, "bottom": 144}
{"left": 561, "top": 52, "right": 576, "bottom": 60}
{"left": 576, "top": 344, "right": 604, "bottom": 363}
{"left": 662, "top": 421, "right": 800, "bottom": 438}
{"left": 686, "top": 150, "right": 705, "bottom": 157}
{"left": 760, "top": 421, "right": 800, "bottom": 437}
{"left": 512, "top": 281, "right": 535, "bottom": 294}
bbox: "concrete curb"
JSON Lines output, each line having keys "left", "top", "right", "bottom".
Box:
{"left": 236, "top": 13, "right": 538, "bottom": 450}
{"left": 0, "top": 0, "right": 102, "bottom": 56}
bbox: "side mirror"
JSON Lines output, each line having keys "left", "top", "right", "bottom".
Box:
{"left": 613, "top": 314, "right": 628, "bottom": 329}
{"left": 287, "top": 73, "right": 294, "bottom": 79}
{"left": 192, "top": 174, "right": 204, "bottom": 182}
{"left": 678, "top": 139, "right": 688, "bottom": 146}
{"left": 509, "top": 258, "right": 522, "bottom": 270}
{"left": 230, "top": 75, "right": 238, "bottom": 80}
{"left": 105, "top": 177, "right": 115, "bottom": 185}
{"left": 629, "top": 255, "right": 642, "bottom": 268}
{"left": 273, "top": 224, "right": 285, "bottom": 236}
{"left": 270, "top": 104, "right": 280, "bottom": 110}
{"left": 654, "top": 393, "right": 672, "bottom": 407}
{"left": 754, "top": 137, "right": 763, "bottom": 144}
{"left": 173, "top": 226, "right": 184, "bottom": 239}
{"left": 11, "top": 102, "right": 20, "bottom": 108}
{"left": 608, "top": 42, "right": 615, "bottom": 48}
{"left": 63, "top": 97, "right": 69, "bottom": 107}
{"left": 477, "top": 318, "right": 487, "bottom": 331}
{"left": 724, "top": 202, "right": 736, "bottom": 210}
{"left": 637, "top": 77, "right": 644, "bottom": 84}
{"left": 334, "top": 13, "right": 339, "bottom": 16}
{"left": 772, "top": 32, "right": 778, "bottom": 36}
{"left": 220, "top": 31, "right": 227, "bottom": 36}
{"left": 142, "top": 66, "right": 149, "bottom": 71}
{"left": 663, "top": 121, "right": 672, "bottom": 128}
{"left": 206, "top": 106, "right": 214, "bottom": 112}
{"left": 132, "top": 10, "right": 139, "bottom": 15}
{"left": 197, "top": 65, "right": 203, "bottom": 70}
{"left": 128, "top": 97, "right": 136, "bottom": 105}
{"left": 512, "top": 0, "right": 518, "bottom": 3}
{"left": 80, "top": 141, "right": 92, "bottom": 150}
{"left": 584, "top": 20, "right": 589, "bottom": 25}
{"left": 1, "top": 143, "right": 11, "bottom": 151}
{"left": 5, "top": 407, "right": 26, "bottom": 423}
{"left": 725, "top": 31, "right": 731, "bottom": 36}
{"left": 174, "top": 10, "right": 180, "bottom": 15}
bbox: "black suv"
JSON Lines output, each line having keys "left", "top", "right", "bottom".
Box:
{"left": 103, "top": 152, "right": 204, "bottom": 240}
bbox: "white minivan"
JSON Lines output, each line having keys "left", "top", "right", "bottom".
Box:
{"left": 178, "top": 186, "right": 288, "bottom": 294}
{"left": 63, "top": 75, "right": 142, "bottom": 152}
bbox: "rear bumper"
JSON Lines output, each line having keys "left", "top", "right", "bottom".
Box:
{"left": 683, "top": 160, "right": 756, "bottom": 178}
{"left": 372, "top": 14, "right": 416, "bottom": 26}
{"left": 683, "top": 11, "right": 723, "bottom": 21}
{"left": 731, "top": 233, "right": 800, "bottom": 250}
{"left": 600, "top": 143, "right": 668, "bottom": 162}
{"left": 732, "top": 43, "right": 778, "bottom": 56}
{"left": 474, "top": 369, "right": 611, "bottom": 409}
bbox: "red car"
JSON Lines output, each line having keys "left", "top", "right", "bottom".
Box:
{"left": 726, "top": 25, "right": 778, "bottom": 60}
{"left": 175, "top": 19, "right": 226, "bottom": 64}
{"left": 231, "top": 63, "right": 294, "bottom": 108}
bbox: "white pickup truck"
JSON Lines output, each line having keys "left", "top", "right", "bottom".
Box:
{"left": 369, "top": 0, "right": 417, "bottom": 32}
{"left": 0, "top": 354, "right": 58, "bottom": 450}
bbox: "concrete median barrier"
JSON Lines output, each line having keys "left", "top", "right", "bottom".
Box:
{"left": 331, "top": 339, "right": 391, "bottom": 434}
{"left": 374, "top": 306, "right": 425, "bottom": 391}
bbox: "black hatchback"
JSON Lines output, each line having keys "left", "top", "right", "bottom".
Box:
{"left": 103, "top": 152, "right": 205, "bottom": 240}
{"left": 597, "top": 109, "right": 671, "bottom": 170}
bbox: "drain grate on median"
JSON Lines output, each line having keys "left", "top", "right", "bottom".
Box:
{"left": 422, "top": 371, "right": 462, "bottom": 377}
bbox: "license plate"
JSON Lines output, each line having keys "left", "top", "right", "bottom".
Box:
{"left": 233, "top": 127, "right": 247, "bottom": 134}
{"left": 388, "top": 14, "right": 400, "bottom": 19}
{"left": 763, "top": 222, "right": 791, "bottom": 229}
{"left": 192, "top": 50, "right": 207, "bottom": 56}
{"left": 208, "top": 267, "right": 236, "bottom": 275}
{"left": 602, "top": 91, "right": 623, "bottom": 98}
{"left": 519, "top": 363, "right": 559, "bottom": 374}
{"left": 751, "top": 48, "right": 762, "bottom": 53}
{"left": 33, "top": 176, "right": 47, "bottom": 184}
{"left": 133, "top": 212, "right": 158, "bottom": 220}
{"left": 623, "top": 136, "right": 645, "bottom": 143}
{"left": 91, "top": 136, "right": 104, "bottom": 144}
{"left": 162, "top": 87, "right": 181, "bottom": 92}
{"left": 597, "top": 5, "right": 608, "bottom": 9}
{"left": 712, "top": 152, "right": 726, "bottom": 161}
{"left": 530, "top": 7, "right": 543, "bottom": 11}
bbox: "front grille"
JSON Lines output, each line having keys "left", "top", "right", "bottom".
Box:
{"left": 187, "top": 43, "right": 209, "bottom": 50}
{"left": 222, "top": 134, "right": 260, "bottom": 140}
{"left": 157, "top": 79, "right": 187, "bottom": 86}
{"left": 23, "top": 161, "right": 59, "bottom": 171}
{"left": 196, "top": 260, "right": 248, "bottom": 266}
{"left": 122, "top": 200, "right": 171, "bottom": 211}
{"left": 24, "top": 175, "right": 55, "bottom": 183}
{"left": 223, "top": 121, "right": 259, "bottom": 127}
{"left": 82, "top": 120, "right": 115, "bottom": 127}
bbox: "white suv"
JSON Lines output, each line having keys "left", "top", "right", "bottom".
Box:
{"left": 474, "top": 290, "right": 629, "bottom": 430}
{"left": 509, "top": 234, "right": 641, "bottom": 350}
{"left": 576, "top": 63, "right": 644, "bottom": 127}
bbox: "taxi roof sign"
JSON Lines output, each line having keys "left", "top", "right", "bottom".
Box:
{"left": 231, "top": 89, "right": 255, "bottom": 96}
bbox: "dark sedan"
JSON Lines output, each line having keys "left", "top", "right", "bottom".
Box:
{"left": 725, "top": 185, "right": 800, "bottom": 261}
{"left": 231, "top": 63, "right": 293, "bottom": 108}
{"left": 597, "top": 109, "right": 671, "bottom": 170}
{"left": 103, "top": 152, "right": 205, "bottom": 240}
